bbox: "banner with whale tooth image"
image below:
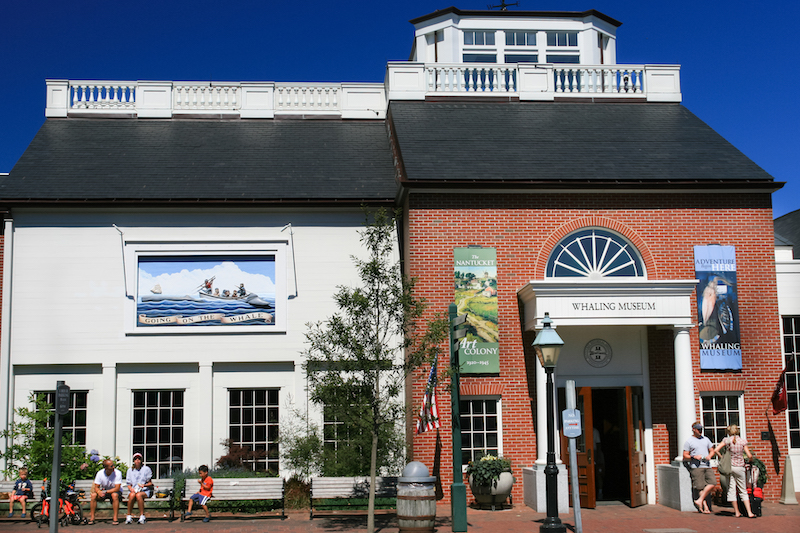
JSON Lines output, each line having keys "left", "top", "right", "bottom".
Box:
{"left": 694, "top": 245, "right": 741, "bottom": 370}
{"left": 453, "top": 248, "right": 499, "bottom": 373}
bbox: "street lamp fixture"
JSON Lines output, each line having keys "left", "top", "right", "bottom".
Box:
{"left": 532, "top": 312, "right": 566, "bottom": 533}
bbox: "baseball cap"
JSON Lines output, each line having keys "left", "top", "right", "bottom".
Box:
{"left": 133, "top": 452, "right": 143, "bottom": 460}
{"left": 692, "top": 423, "right": 703, "bottom": 431}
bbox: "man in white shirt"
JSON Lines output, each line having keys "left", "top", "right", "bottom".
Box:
{"left": 683, "top": 422, "right": 715, "bottom": 513}
{"left": 89, "top": 459, "right": 122, "bottom": 525}
{"left": 125, "top": 452, "right": 153, "bottom": 524}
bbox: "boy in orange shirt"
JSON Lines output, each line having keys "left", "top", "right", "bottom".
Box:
{"left": 184, "top": 465, "right": 213, "bottom": 522}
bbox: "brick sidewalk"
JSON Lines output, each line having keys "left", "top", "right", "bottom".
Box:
{"left": 1, "top": 502, "right": 798, "bottom": 532}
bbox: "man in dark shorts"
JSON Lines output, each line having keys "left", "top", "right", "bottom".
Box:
{"left": 89, "top": 459, "right": 122, "bottom": 524}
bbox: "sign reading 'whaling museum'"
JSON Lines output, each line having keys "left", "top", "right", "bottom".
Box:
{"left": 454, "top": 248, "right": 499, "bottom": 374}
{"left": 694, "top": 245, "right": 741, "bottom": 370}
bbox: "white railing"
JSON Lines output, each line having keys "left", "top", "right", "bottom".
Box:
{"left": 552, "top": 66, "right": 644, "bottom": 94}
{"left": 173, "top": 84, "right": 240, "bottom": 111}
{"left": 46, "top": 80, "right": 385, "bottom": 119}
{"left": 426, "top": 65, "right": 518, "bottom": 93}
{"left": 70, "top": 83, "right": 137, "bottom": 110}
{"left": 386, "top": 62, "right": 681, "bottom": 102}
{"left": 275, "top": 84, "right": 341, "bottom": 113}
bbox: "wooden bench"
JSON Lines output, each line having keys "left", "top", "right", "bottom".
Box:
{"left": 73, "top": 478, "right": 176, "bottom": 521}
{"left": 309, "top": 476, "right": 398, "bottom": 519}
{"left": 0, "top": 480, "right": 44, "bottom": 521}
{"left": 180, "top": 477, "right": 285, "bottom": 520}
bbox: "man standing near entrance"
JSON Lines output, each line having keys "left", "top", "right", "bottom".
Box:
{"left": 683, "top": 422, "right": 715, "bottom": 513}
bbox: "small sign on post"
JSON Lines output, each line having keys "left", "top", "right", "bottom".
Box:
{"left": 562, "top": 408, "right": 582, "bottom": 438}
{"left": 56, "top": 382, "right": 71, "bottom": 416}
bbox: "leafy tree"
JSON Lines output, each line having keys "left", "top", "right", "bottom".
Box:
{"left": 0, "top": 394, "right": 121, "bottom": 481}
{"left": 303, "top": 208, "right": 447, "bottom": 533}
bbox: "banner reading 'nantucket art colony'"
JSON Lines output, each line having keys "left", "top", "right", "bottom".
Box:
{"left": 694, "top": 245, "right": 742, "bottom": 370}
{"left": 454, "top": 248, "right": 499, "bottom": 373}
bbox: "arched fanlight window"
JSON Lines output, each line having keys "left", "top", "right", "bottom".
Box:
{"left": 546, "top": 228, "right": 645, "bottom": 279}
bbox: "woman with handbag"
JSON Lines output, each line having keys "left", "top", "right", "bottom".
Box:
{"left": 708, "top": 424, "right": 756, "bottom": 518}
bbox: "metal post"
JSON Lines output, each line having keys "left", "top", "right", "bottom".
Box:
{"left": 540, "top": 367, "right": 566, "bottom": 532}
{"left": 449, "top": 303, "right": 468, "bottom": 532}
{"left": 50, "top": 381, "right": 68, "bottom": 533}
{"left": 565, "top": 381, "right": 582, "bottom": 533}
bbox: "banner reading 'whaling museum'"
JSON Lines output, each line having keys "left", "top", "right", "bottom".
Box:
{"left": 454, "top": 248, "right": 499, "bottom": 373}
{"left": 694, "top": 245, "right": 741, "bottom": 370}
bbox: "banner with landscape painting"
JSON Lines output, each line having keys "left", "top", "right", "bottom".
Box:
{"left": 454, "top": 248, "right": 499, "bottom": 373}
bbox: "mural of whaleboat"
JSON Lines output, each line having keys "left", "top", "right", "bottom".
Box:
{"left": 137, "top": 257, "right": 277, "bottom": 326}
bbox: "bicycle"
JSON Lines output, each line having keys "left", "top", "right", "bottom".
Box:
{"left": 29, "top": 479, "right": 87, "bottom": 527}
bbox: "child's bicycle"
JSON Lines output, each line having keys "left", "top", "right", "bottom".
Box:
{"left": 29, "top": 478, "right": 87, "bottom": 527}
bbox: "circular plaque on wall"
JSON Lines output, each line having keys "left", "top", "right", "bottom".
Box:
{"left": 584, "top": 339, "right": 612, "bottom": 368}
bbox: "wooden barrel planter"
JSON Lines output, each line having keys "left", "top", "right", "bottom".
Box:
{"left": 397, "top": 485, "right": 436, "bottom": 532}
{"left": 398, "top": 461, "right": 437, "bottom": 533}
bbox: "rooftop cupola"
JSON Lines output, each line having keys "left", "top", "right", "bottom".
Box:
{"left": 408, "top": 7, "right": 621, "bottom": 66}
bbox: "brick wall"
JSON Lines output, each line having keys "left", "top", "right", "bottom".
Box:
{"left": 405, "top": 192, "right": 785, "bottom": 504}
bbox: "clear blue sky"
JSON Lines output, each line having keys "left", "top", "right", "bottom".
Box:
{"left": 2, "top": 1, "right": 797, "bottom": 217}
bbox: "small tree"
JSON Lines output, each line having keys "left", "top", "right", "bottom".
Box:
{"left": 303, "top": 208, "right": 447, "bottom": 533}
{"left": 0, "top": 394, "right": 91, "bottom": 480}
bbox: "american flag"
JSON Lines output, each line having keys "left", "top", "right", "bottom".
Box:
{"left": 416, "top": 361, "right": 440, "bottom": 434}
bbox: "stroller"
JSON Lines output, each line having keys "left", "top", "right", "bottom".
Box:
{"left": 743, "top": 463, "right": 763, "bottom": 517}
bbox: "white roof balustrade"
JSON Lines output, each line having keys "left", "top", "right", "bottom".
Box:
{"left": 44, "top": 63, "right": 680, "bottom": 119}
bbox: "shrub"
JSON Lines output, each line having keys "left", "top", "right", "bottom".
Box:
{"left": 465, "top": 455, "right": 511, "bottom": 487}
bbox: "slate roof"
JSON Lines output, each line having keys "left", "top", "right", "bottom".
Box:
{"left": 388, "top": 101, "right": 777, "bottom": 188}
{"left": 775, "top": 209, "right": 800, "bottom": 259}
{"left": 1, "top": 119, "right": 396, "bottom": 205}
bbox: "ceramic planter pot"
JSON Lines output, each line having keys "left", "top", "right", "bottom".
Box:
{"left": 468, "top": 471, "right": 515, "bottom": 509}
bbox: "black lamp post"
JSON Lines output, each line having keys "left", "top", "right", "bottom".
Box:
{"left": 532, "top": 312, "right": 566, "bottom": 533}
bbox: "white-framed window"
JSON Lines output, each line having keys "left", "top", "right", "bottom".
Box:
{"left": 123, "top": 241, "right": 288, "bottom": 334}
{"left": 700, "top": 392, "right": 744, "bottom": 445}
{"left": 228, "top": 389, "right": 280, "bottom": 473}
{"left": 132, "top": 390, "right": 184, "bottom": 477}
{"left": 464, "top": 30, "right": 495, "bottom": 46}
{"left": 36, "top": 390, "right": 88, "bottom": 446}
{"left": 506, "top": 31, "right": 537, "bottom": 46}
{"left": 547, "top": 31, "right": 578, "bottom": 47}
{"left": 460, "top": 397, "right": 502, "bottom": 466}
{"left": 782, "top": 316, "right": 800, "bottom": 449}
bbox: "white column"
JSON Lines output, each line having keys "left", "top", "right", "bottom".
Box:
{"left": 102, "top": 363, "right": 118, "bottom": 456}
{"left": 0, "top": 218, "right": 14, "bottom": 473}
{"left": 535, "top": 357, "right": 547, "bottom": 464}
{"left": 673, "top": 326, "right": 695, "bottom": 461}
{"left": 199, "top": 362, "right": 213, "bottom": 466}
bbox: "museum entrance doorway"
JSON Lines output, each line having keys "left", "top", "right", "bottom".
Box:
{"left": 559, "top": 386, "right": 647, "bottom": 508}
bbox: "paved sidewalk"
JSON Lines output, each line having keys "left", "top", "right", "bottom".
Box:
{"left": 1, "top": 502, "right": 798, "bottom": 532}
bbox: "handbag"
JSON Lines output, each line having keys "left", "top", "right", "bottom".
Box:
{"left": 718, "top": 444, "right": 732, "bottom": 476}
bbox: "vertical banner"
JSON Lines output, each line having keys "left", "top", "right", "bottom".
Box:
{"left": 453, "top": 248, "right": 499, "bottom": 373}
{"left": 694, "top": 245, "right": 741, "bottom": 370}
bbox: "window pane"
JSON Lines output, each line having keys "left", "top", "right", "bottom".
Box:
{"left": 229, "top": 389, "right": 280, "bottom": 471}
{"left": 546, "top": 55, "right": 580, "bottom": 64}
{"left": 463, "top": 54, "right": 497, "bottom": 63}
{"left": 465, "top": 32, "right": 474, "bottom": 45}
{"left": 485, "top": 32, "right": 495, "bottom": 45}
{"left": 505, "top": 54, "right": 538, "bottom": 64}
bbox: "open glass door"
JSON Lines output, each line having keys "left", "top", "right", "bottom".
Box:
{"left": 626, "top": 386, "right": 647, "bottom": 507}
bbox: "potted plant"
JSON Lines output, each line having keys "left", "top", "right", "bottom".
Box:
{"left": 465, "top": 455, "right": 514, "bottom": 509}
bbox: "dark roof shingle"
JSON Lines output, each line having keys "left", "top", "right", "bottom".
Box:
{"left": 388, "top": 101, "right": 775, "bottom": 185}
{"left": 2, "top": 119, "right": 396, "bottom": 203}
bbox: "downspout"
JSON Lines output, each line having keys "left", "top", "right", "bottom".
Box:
{"left": 1, "top": 215, "right": 15, "bottom": 475}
